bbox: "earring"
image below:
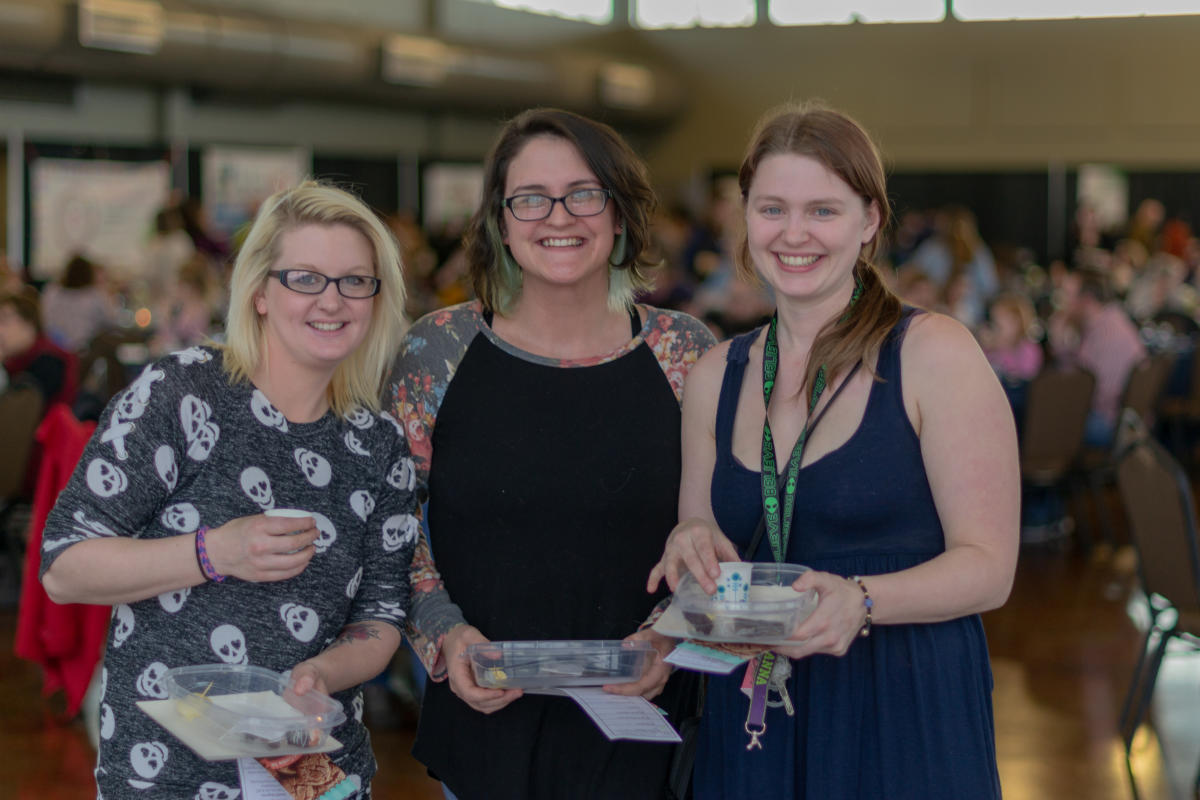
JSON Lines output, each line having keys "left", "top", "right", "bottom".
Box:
{"left": 608, "top": 228, "right": 628, "bottom": 267}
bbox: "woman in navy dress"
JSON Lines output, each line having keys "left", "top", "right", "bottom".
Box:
{"left": 648, "top": 103, "right": 1019, "bottom": 798}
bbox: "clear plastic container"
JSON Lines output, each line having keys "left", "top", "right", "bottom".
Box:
{"left": 158, "top": 664, "right": 346, "bottom": 755}
{"left": 673, "top": 563, "right": 818, "bottom": 643}
{"left": 466, "top": 640, "right": 657, "bottom": 689}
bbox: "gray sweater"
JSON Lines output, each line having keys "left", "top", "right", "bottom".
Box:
{"left": 42, "top": 346, "right": 416, "bottom": 799}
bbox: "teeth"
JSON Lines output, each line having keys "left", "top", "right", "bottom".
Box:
{"left": 779, "top": 254, "right": 819, "bottom": 267}
{"left": 541, "top": 238, "right": 583, "bottom": 247}
{"left": 310, "top": 322, "right": 344, "bottom": 331}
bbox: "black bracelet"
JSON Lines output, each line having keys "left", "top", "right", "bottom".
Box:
{"left": 850, "top": 575, "right": 873, "bottom": 637}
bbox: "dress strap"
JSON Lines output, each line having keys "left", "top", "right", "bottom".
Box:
{"left": 629, "top": 305, "right": 642, "bottom": 336}
{"left": 714, "top": 328, "right": 762, "bottom": 465}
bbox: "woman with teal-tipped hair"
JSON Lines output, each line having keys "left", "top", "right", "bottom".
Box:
{"left": 387, "top": 108, "right": 716, "bottom": 799}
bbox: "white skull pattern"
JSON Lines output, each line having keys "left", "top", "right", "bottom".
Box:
{"left": 171, "top": 346, "right": 211, "bottom": 365}
{"left": 371, "top": 600, "right": 406, "bottom": 623}
{"left": 87, "top": 458, "right": 129, "bottom": 498}
{"left": 100, "top": 702, "right": 115, "bottom": 739}
{"left": 157, "top": 586, "right": 190, "bottom": 613}
{"left": 100, "top": 365, "right": 164, "bottom": 460}
{"left": 129, "top": 741, "right": 168, "bottom": 779}
{"left": 346, "top": 566, "right": 363, "bottom": 599}
{"left": 155, "top": 445, "right": 178, "bottom": 491}
{"left": 346, "top": 407, "right": 375, "bottom": 430}
{"left": 380, "top": 411, "right": 405, "bottom": 438}
{"left": 137, "top": 662, "right": 170, "bottom": 698}
{"left": 310, "top": 512, "right": 337, "bottom": 554}
{"left": 72, "top": 509, "right": 117, "bottom": 538}
{"left": 386, "top": 459, "right": 415, "bottom": 492}
{"left": 351, "top": 693, "right": 364, "bottom": 722}
{"left": 349, "top": 490, "right": 374, "bottom": 522}
{"left": 240, "top": 467, "right": 275, "bottom": 511}
{"left": 180, "top": 395, "right": 219, "bottom": 461}
{"left": 293, "top": 448, "right": 331, "bottom": 487}
{"left": 343, "top": 430, "right": 370, "bottom": 457}
{"left": 195, "top": 782, "right": 241, "bottom": 800}
{"left": 280, "top": 603, "right": 319, "bottom": 642}
{"left": 381, "top": 514, "right": 419, "bottom": 553}
{"left": 250, "top": 390, "right": 288, "bottom": 432}
{"left": 112, "top": 604, "right": 135, "bottom": 648}
{"left": 161, "top": 503, "right": 200, "bottom": 533}
{"left": 210, "top": 624, "right": 248, "bottom": 664}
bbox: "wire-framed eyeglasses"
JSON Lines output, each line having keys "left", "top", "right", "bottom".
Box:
{"left": 503, "top": 188, "right": 611, "bottom": 221}
{"left": 268, "top": 269, "right": 381, "bottom": 298}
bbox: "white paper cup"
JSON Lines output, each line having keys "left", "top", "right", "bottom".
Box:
{"left": 716, "top": 561, "right": 752, "bottom": 603}
{"left": 265, "top": 508, "right": 314, "bottom": 535}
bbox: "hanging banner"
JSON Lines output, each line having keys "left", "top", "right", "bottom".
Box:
{"left": 30, "top": 158, "right": 170, "bottom": 281}
{"left": 202, "top": 145, "right": 309, "bottom": 240}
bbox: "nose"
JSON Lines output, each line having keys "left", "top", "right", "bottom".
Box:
{"left": 545, "top": 197, "right": 574, "bottom": 224}
{"left": 783, "top": 213, "right": 808, "bottom": 243}
{"left": 314, "top": 280, "right": 345, "bottom": 308}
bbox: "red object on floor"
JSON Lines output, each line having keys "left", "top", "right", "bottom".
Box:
{"left": 14, "top": 403, "right": 109, "bottom": 718}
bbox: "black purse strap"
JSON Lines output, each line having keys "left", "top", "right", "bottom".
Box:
{"left": 742, "top": 514, "right": 767, "bottom": 561}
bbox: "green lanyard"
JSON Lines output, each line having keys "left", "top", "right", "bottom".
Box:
{"left": 759, "top": 283, "right": 862, "bottom": 563}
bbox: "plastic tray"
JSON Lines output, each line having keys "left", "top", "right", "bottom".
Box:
{"left": 158, "top": 664, "right": 346, "bottom": 754}
{"left": 466, "top": 640, "right": 656, "bottom": 689}
{"left": 673, "top": 563, "right": 818, "bottom": 644}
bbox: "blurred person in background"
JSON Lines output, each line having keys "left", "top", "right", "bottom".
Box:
{"left": 902, "top": 204, "right": 998, "bottom": 328}
{"left": 0, "top": 287, "right": 77, "bottom": 410}
{"left": 1049, "top": 269, "right": 1146, "bottom": 447}
{"left": 42, "top": 254, "right": 118, "bottom": 353}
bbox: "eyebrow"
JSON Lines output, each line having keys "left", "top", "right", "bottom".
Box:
{"left": 508, "top": 178, "right": 602, "bottom": 194}
{"left": 752, "top": 194, "right": 849, "bottom": 207}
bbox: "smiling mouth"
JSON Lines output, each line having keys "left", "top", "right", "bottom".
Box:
{"left": 778, "top": 254, "right": 820, "bottom": 267}
{"left": 309, "top": 321, "right": 347, "bottom": 332}
{"left": 540, "top": 237, "right": 584, "bottom": 247}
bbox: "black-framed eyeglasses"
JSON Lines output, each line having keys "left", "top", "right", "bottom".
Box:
{"left": 503, "top": 188, "right": 611, "bottom": 221}
{"left": 268, "top": 269, "right": 381, "bottom": 298}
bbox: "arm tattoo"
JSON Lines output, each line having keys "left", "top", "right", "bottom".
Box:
{"left": 328, "top": 622, "right": 383, "bottom": 650}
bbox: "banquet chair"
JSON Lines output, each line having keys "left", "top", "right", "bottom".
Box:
{"left": 0, "top": 384, "right": 44, "bottom": 604}
{"left": 1114, "top": 412, "right": 1200, "bottom": 800}
{"left": 1019, "top": 366, "right": 1095, "bottom": 547}
{"left": 1080, "top": 352, "right": 1176, "bottom": 549}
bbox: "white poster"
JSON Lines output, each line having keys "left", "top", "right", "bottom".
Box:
{"left": 1077, "top": 163, "right": 1129, "bottom": 232}
{"left": 30, "top": 158, "right": 170, "bottom": 281}
{"left": 202, "top": 146, "right": 309, "bottom": 238}
{"left": 422, "top": 162, "right": 484, "bottom": 236}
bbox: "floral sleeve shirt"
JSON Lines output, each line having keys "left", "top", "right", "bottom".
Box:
{"left": 386, "top": 301, "right": 716, "bottom": 679}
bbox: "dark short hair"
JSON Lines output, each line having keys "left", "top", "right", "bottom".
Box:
{"left": 61, "top": 255, "right": 96, "bottom": 289}
{"left": 464, "top": 108, "right": 656, "bottom": 313}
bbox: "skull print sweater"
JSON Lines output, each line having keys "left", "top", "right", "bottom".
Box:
{"left": 40, "top": 346, "right": 418, "bottom": 799}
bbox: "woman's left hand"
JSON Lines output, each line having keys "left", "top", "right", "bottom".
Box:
{"left": 603, "top": 629, "right": 675, "bottom": 701}
{"left": 288, "top": 660, "right": 330, "bottom": 697}
{"left": 772, "top": 571, "right": 869, "bottom": 660}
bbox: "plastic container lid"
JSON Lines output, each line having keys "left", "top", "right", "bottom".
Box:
{"left": 673, "top": 562, "right": 818, "bottom": 643}
{"left": 465, "top": 639, "right": 656, "bottom": 689}
{"left": 158, "top": 664, "right": 346, "bottom": 753}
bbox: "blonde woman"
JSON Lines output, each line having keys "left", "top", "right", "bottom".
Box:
{"left": 41, "top": 181, "right": 415, "bottom": 799}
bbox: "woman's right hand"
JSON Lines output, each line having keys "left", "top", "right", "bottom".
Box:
{"left": 646, "top": 517, "right": 741, "bottom": 595}
{"left": 443, "top": 624, "right": 523, "bottom": 714}
{"left": 205, "top": 514, "right": 319, "bottom": 583}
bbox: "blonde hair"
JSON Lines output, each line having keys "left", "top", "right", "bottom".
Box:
{"left": 221, "top": 180, "right": 407, "bottom": 416}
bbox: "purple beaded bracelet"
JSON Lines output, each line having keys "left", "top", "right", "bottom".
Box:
{"left": 851, "top": 575, "right": 873, "bottom": 637}
{"left": 195, "top": 526, "right": 226, "bottom": 583}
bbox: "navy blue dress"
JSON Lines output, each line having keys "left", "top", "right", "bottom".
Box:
{"left": 695, "top": 311, "right": 1002, "bottom": 799}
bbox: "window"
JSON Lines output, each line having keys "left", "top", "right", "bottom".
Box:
{"left": 770, "top": 0, "right": 945, "bottom": 24}
{"left": 954, "top": 0, "right": 1199, "bottom": 20}
{"left": 634, "top": 0, "right": 756, "bottom": 29}
{"left": 479, "top": 0, "right": 611, "bottom": 24}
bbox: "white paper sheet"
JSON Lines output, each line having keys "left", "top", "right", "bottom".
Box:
{"left": 559, "top": 688, "right": 682, "bottom": 743}
{"left": 237, "top": 758, "right": 293, "bottom": 800}
{"left": 664, "top": 641, "right": 750, "bottom": 674}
